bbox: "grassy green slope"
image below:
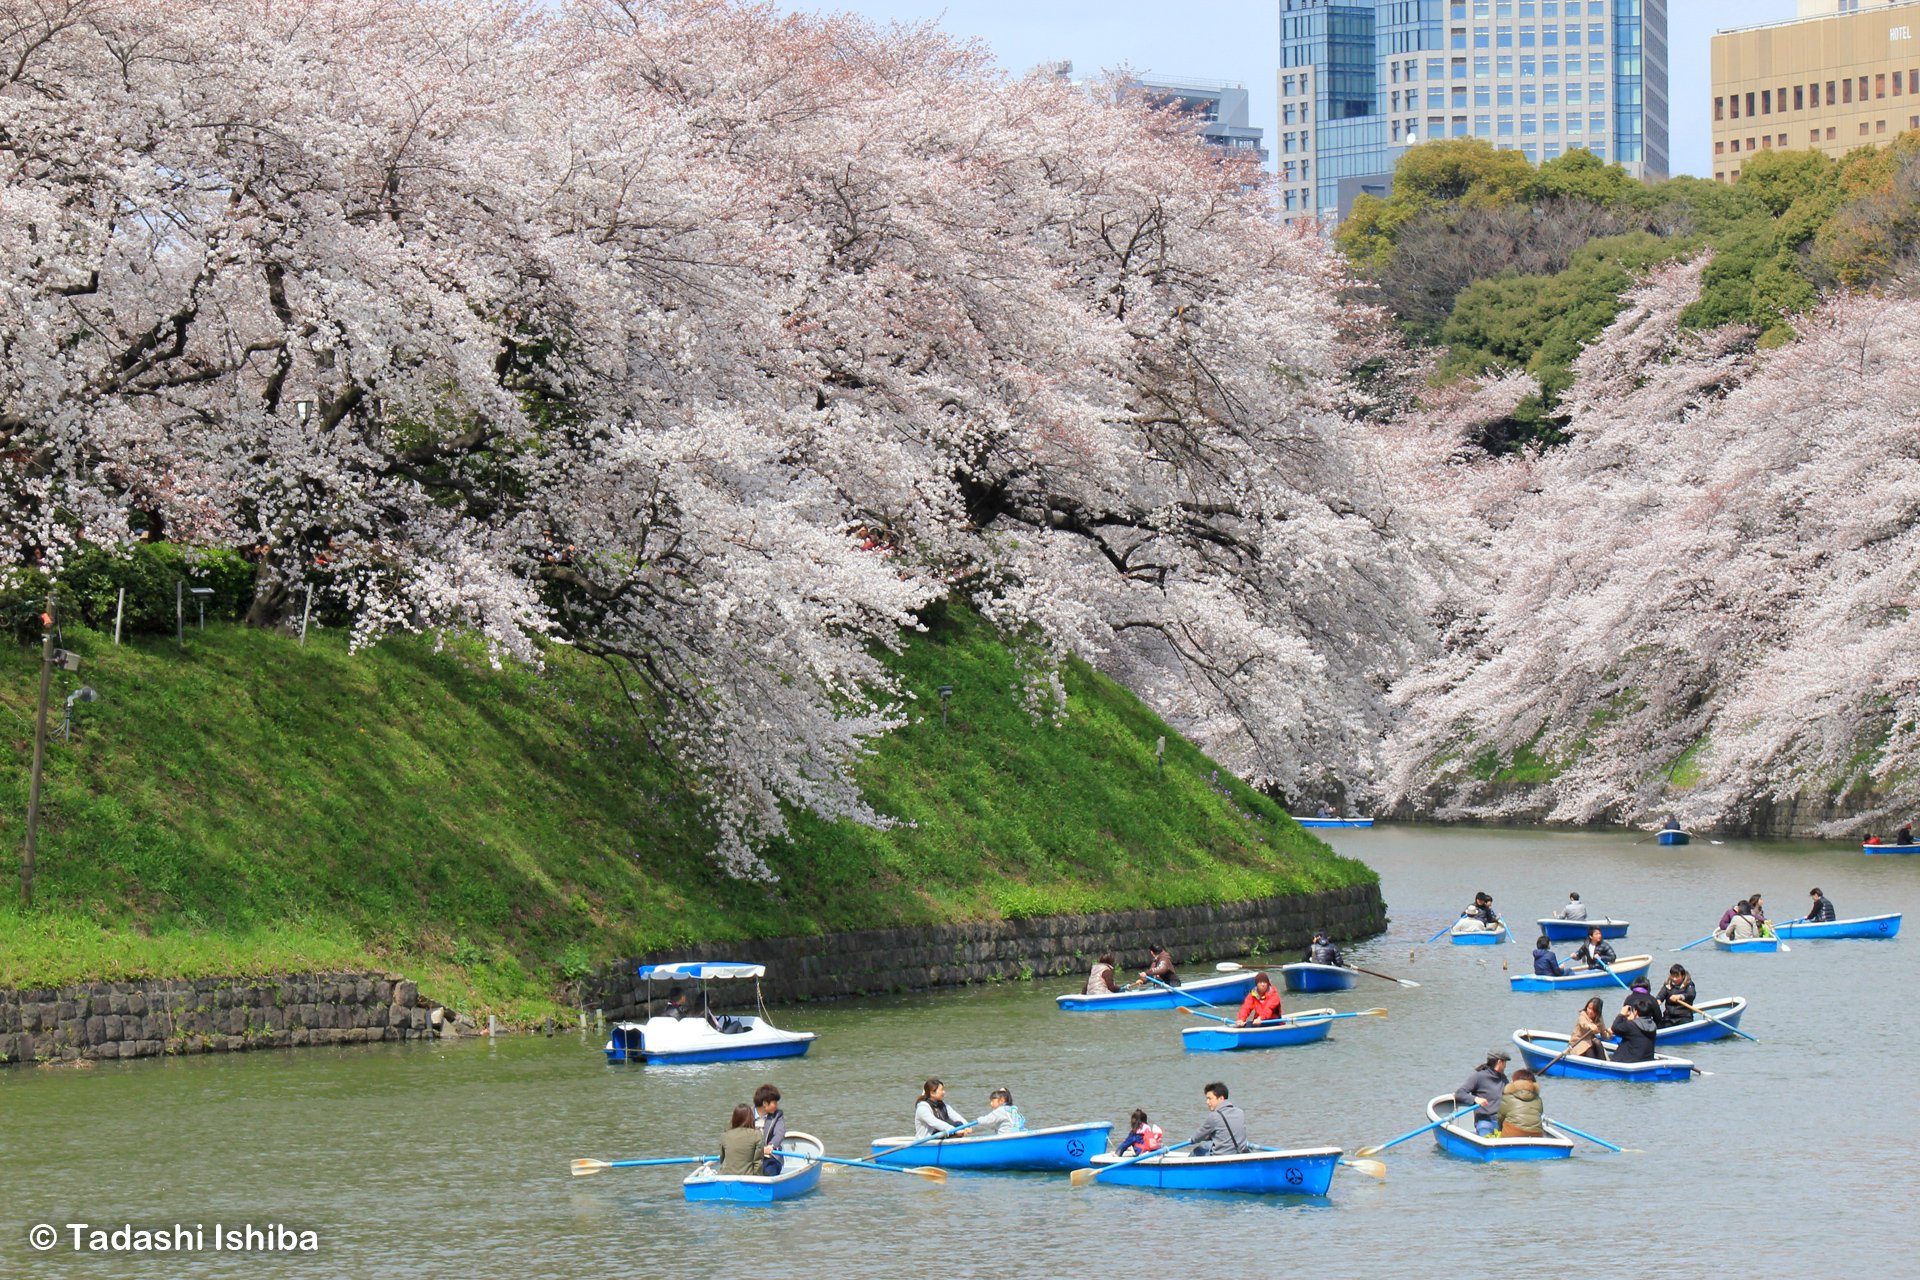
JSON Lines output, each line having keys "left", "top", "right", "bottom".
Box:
{"left": 0, "top": 602, "right": 1371, "bottom": 1014}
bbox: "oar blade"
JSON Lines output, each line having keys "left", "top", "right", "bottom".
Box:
{"left": 1069, "top": 1166, "right": 1101, "bottom": 1188}
{"left": 1341, "top": 1158, "right": 1387, "bottom": 1179}
{"left": 1352, "top": 1145, "right": 1386, "bottom": 1159}
{"left": 911, "top": 1166, "right": 947, "bottom": 1183}
{"left": 1360, "top": 1007, "right": 1389, "bottom": 1017}
{"left": 570, "top": 1159, "right": 610, "bottom": 1177}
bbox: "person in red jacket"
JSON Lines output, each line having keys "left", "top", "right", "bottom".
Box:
{"left": 1230, "top": 972, "right": 1284, "bottom": 1026}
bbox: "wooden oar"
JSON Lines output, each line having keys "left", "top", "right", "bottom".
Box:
{"left": 1069, "top": 1139, "right": 1198, "bottom": 1188}
{"left": 1142, "top": 973, "right": 1220, "bottom": 1007}
{"left": 1544, "top": 1117, "right": 1623, "bottom": 1152}
{"left": 1349, "top": 965, "right": 1420, "bottom": 988}
{"left": 1254, "top": 1144, "right": 1386, "bottom": 1180}
{"left": 571, "top": 1155, "right": 716, "bottom": 1176}
{"left": 1354, "top": 1106, "right": 1478, "bottom": 1158}
{"left": 808, "top": 1153, "right": 946, "bottom": 1182}
{"left": 1671, "top": 998, "right": 1759, "bottom": 1043}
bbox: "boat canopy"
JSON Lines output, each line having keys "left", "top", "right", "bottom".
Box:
{"left": 636, "top": 962, "right": 767, "bottom": 980}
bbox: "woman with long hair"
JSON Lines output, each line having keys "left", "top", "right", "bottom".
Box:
{"left": 913, "top": 1078, "right": 970, "bottom": 1138}
{"left": 717, "top": 1102, "right": 765, "bottom": 1175}
{"left": 1571, "top": 997, "right": 1609, "bottom": 1060}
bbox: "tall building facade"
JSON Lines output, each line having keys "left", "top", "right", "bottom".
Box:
{"left": 1712, "top": 2, "right": 1920, "bottom": 182}
{"left": 1278, "top": 0, "right": 1668, "bottom": 225}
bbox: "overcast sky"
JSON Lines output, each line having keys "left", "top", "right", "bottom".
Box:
{"left": 782, "top": 0, "right": 1803, "bottom": 179}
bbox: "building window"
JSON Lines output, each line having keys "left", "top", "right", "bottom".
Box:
{"left": 1453, "top": 26, "right": 1467, "bottom": 48}
{"left": 1477, "top": 85, "right": 1491, "bottom": 106}
{"left": 1715, "top": 171, "right": 1724, "bottom": 182}
{"left": 1730, "top": 138, "right": 1740, "bottom": 151}
{"left": 1715, "top": 140, "right": 1724, "bottom": 154}
{"left": 1476, "top": 113, "right": 1491, "bottom": 136}
{"left": 1793, "top": 86, "right": 1803, "bottom": 111}
{"left": 1745, "top": 92, "right": 1755, "bottom": 116}
{"left": 1547, "top": 112, "right": 1561, "bottom": 134}
{"left": 1566, "top": 85, "right": 1582, "bottom": 104}
{"left": 1543, "top": 24, "right": 1558, "bottom": 45}
{"left": 1590, "top": 83, "right": 1604, "bottom": 104}
{"left": 1544, "top": 83, "right": 1560, "bottom": 104}
{"left": 1564, "top": 24, "right": 1579, "bottom": 45}
{"left": 1522, "top": 144, "right": 1538, "bottom": 160}
{"left": 1859, "top": 76, "right": 1869, "bottom": 101}
{"left": 1778, "top": 134, "right": 1787, "bottom": 146}
{"left": 1827, "top": 81, "right": 1836, "bottom": 106}
{"left": 1860, "top": 122, "right": 1870, "bottom": 135}
{"left": 1520, "top": 25, "right": 1535, "bottom": 48}
{"left": 1714, "top": 96, "right": 1723, "bottom": 121}
{"left": 1877, "top": 74, "right": 1886, "bottom": 99}
{"left": 1546, "top": 144, "right": 1562, "bottom": 159}
{"left": 1498, "top": 55, "right": 1513, "bottom": 76}
{"left": 1393, "top": 120, "right": 1402, "bottom": 141}
{"left": 1521, "top": 113, "right": 1537, "bottom": 134}
{"left": 1453, "top": 115, "right": 1469, "bottom": 136}
{"left": 1911, "top": 70, "right": 1918, "bottom": 94}
{"left": 1475, "top": 26, "right": 1490, "bottom": 46}
{"left": 1762, "top": 135, "right": 1772, "bottom": 148}
{"left": 1730, "top": 169, "right": 1739, "bottom": 181}
{"left": 1827, "top": 126, "right": 1837, "bottom": 139}
{"left": 1430, "top": 87, "right": 1446, "bottom": 108}
{"left": 1543, "top": 55, "right": 1559, "bottom": 76}
{"left": 1499, "top": 85, "right": 1514, "bottom": 106}
{"left": 1429, "top": 58, "right": 1446, "bottom": 80}
{"left": 1747, "top": 137, "right": 1756, "bottom": 149}
{"left": 1566, "top": 113, "right": 1581, "bottom": 134}
{"left": 1877, "top": 119, "right": 1887, "bottom": 132}
{"left": 1808, "top": 130, "right": 1819, "bottom": 144}
{"left": 1475, "top": 55, "right": 1490, "bottom": 76}
{"left": 1761, "top": 90, "right": 1770, "bottom": 115}
{"left": 1729, "top": 95, "right": 1739, "bottom": 120}
{"left": 1521, "top": 84, "right": 1537, "bottom": 106}
{"left": 1521, "top": 55, "right": 1536, "bottom": 76}
{"left": 1894, "top": 71, "right": 1903, "bottom": 96}
{"left": 1453, "top": 56, "right": 1468, "bottom": 78}
{"left": 1496, "top": 25, "right": 1512, "bottom": 47}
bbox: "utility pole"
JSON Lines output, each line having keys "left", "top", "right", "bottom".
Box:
{"left": 22, "top": 591, "right": 55, "bottom": 908}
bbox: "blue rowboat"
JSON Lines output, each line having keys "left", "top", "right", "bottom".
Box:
{"left": 1713, "top": 934, "right": 1779, "bottom": 953}
{"left": 1773, "top": 913, "right": 1901, "bottom": 940}
{"left": 1056, "top": 970, "right": 1258, "bottom": 1012}
{"left": 1601, "top": 996, "right": 1747, "bottom": 1047}
{"left": 1863, "top": 844, "right": 1920, "bottom": 855}
{"left": 1086, "top": 1145, "right": 1342, "bottom": 1195}
{"left": 1424, "top": 1094, "right": 1572, "bottom": 1162}
{"left": 1509, "top": 954, "right": 1652, "bottom": 993}
{"left": 1181, "top": 1007, "right": 1338, "bottom": 1053}
{"left": 1657, "top": 830, "right": 1690, "bottom": 845}
{"left": 1281, "top": 962, "right": 1359, "bottom": 992}
{"left": 868, "top": 1122, "right": 1109, "bottom": 1171}
{"left": 683, "top": 1133, "right": 824, "bottom": 1203}
{"left": 1539, "top": 917, "right": 1630, "bottom": 942}
{"left": 1512, "top": 1030, "right": 1695, "bottom": 1082}
{"left": 1450, "top": 920, "right": 1508, "bottom": 945}
{"left": 1296, "top": 817, "right": 1373, "bottom": 828}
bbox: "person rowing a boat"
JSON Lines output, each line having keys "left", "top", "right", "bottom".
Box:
{"left": 1656, "top": 965, "right": 1696, "bottom": 1028}
{"left": 1532, "top": 935, "right": 1569, "bottom": 977}
{"left": 754, "top": 1083, "right": 787, "bottom": 1176}
{"left": 1454, "top": 1050, "right": 1511, "bottom": 1136}
{"left": 1570, "top": 927, "right": 1616, "bottom": 971}
{"left": 913, "top": 1079, "right": 970, "bottom": 1138}
{"left": 1552, "top": 892, "right": 1587, "bottom": 921}
{"left": 1229, "top": 972, "right": 1284, "bottom": 1026}
{"left": 1661, "top": 814, "right": 1682, "bottom": 833}
{"left": 1495, "top": 1070, "right": 1545, "bottom": 1138}
{"left": 1188, "top": 1082, "right": 1250, "bottom": 1156}
{"left": 1316, "top": 802, "right": 1335, "bottom": 819}
{"left": 1609, "top": 999, "right": 1659, "bottom": 1064}
{"left": 1305, "top": 931, "right": 1343, "bottom": 967}
{"left": 1570, "top": 998, "right": 1609, "bottom": 1060}
{"left": 1808, "top": 888, "right": 1836, "bottom": 923}
{"left": 717, "top": 1103, "right": 765, "bottom": 1175}
{"left": 1085, "top": 953, "right": 1121, "bottom": 996}
{"left": 1896, "top": 822, "right": 1914, "bottom": 846}
{"left": 1134, "top": 944, "right": 1180, "bottom": 989}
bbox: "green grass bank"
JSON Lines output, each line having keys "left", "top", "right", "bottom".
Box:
{"left": 0, "top": 602, "right": 1373, "bottom": 1019}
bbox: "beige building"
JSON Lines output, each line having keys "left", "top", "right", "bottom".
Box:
{"left": 1711, "top": 2, "right": 1920, "bottom": 180}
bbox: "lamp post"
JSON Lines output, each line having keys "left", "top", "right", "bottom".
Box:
{"left": 62, "top": 686, "right": 100, "bottom": 741}
{"left": 189, "top": 585, "right": 213, "bottom": 631}
{"left": 938, "top": 685, "right": 953, "bottom": 727}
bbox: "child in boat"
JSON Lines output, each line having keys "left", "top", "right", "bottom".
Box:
{"left": 1231, "top": 972, "right": 1283, "bottom": 1026}
{"left": 755, "top": 1083, "right": 786, "bottom": 1176}
{"left": 717, "top": 1103, "right": 765, "bottom": 1175}
{"left": 1570, "top": 998, "right": 1609, "bottom": 1060}
{"left": 1495, "top": 1070, "right": 1545, "bottom": 1137}
{"left": 1085, "top": 953, "right": 1120, "bottom": 996}
{"left": 1532, "top": 936, "right": 1568, "bottom": 977}
{"left": 969, "top": 1088, "right": 1027, "bottom": 1136}
{"left": 1570, "top": 928, "right": 1616, "bottom": 970}
{"left": 913, "top": 1079, "right": 970, "bottom": 1137}
{"left": 1114, "top": 1109, "right": 1163, "bottom": 1157}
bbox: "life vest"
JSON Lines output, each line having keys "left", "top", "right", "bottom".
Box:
{"left": 1136, "top": 1124, "right": 1164, "bottom": 1152}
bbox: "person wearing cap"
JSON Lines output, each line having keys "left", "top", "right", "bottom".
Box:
{"left": 1230, "top": 972, "right": 1284, "bottom": 1026}
{"left": 1454, "top": 1050, "right": 1511, "bottom": 1137}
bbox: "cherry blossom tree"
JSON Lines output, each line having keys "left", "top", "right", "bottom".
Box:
{"left": 1384, "top": 256, "right": 1920, "bottom": 833}
{"left": 1, "top": 0, "right": 1440, "bottom": 874}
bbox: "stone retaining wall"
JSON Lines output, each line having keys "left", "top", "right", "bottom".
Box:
{"left": 1385, "top": 780, "right": 1891, "bottom": 840}
{"left": 587, "top": 883, "right": 1387, "bottom": 1020}
{"left": 0, "top": 972, "right": 439, "bottom": 1066}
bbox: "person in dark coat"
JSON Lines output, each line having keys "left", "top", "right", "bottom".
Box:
{"left": 754, "top": 1083, "right": 787, "bottom": 1176}
{"left": 1454, "top": 1051, "right": 1511, "bottom": 1136}
{"left": 1463, "top": 892, "right": 1499, "bottom": 927}
{"left": 1896, "top": 822, "right": 1914, "bottom": 846}
{"left": 1305, "top": 931, "right": 1343, "bottom": 967}
{"left": 1136, "top": 945, "right": 1180, "bottom": 988}
{"left": 1657, "top": 965, "right": 1697, "bottom": 1027}
{"left": 1532, "top": 936, "right": 1569, "bottom": 977}
{"left": 1610, "top": 1002, "right": 1660, "bottom": 1064}
{"left": 1570, "top": 928, "right": 1616, "bottom": 970}
{"left": 1808, "top": 888, "right": 1837, "bottom": 922}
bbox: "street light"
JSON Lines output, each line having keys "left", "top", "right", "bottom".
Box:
{"left": 189, "top": 586, "right": 213, "bottom": 631}
{"left": 938, "top": 685, "right": 954, "bottom": 727}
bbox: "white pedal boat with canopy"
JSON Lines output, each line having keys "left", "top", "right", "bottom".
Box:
{"left": 604, "top": 963, "right": 817, "bottom": 1064}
